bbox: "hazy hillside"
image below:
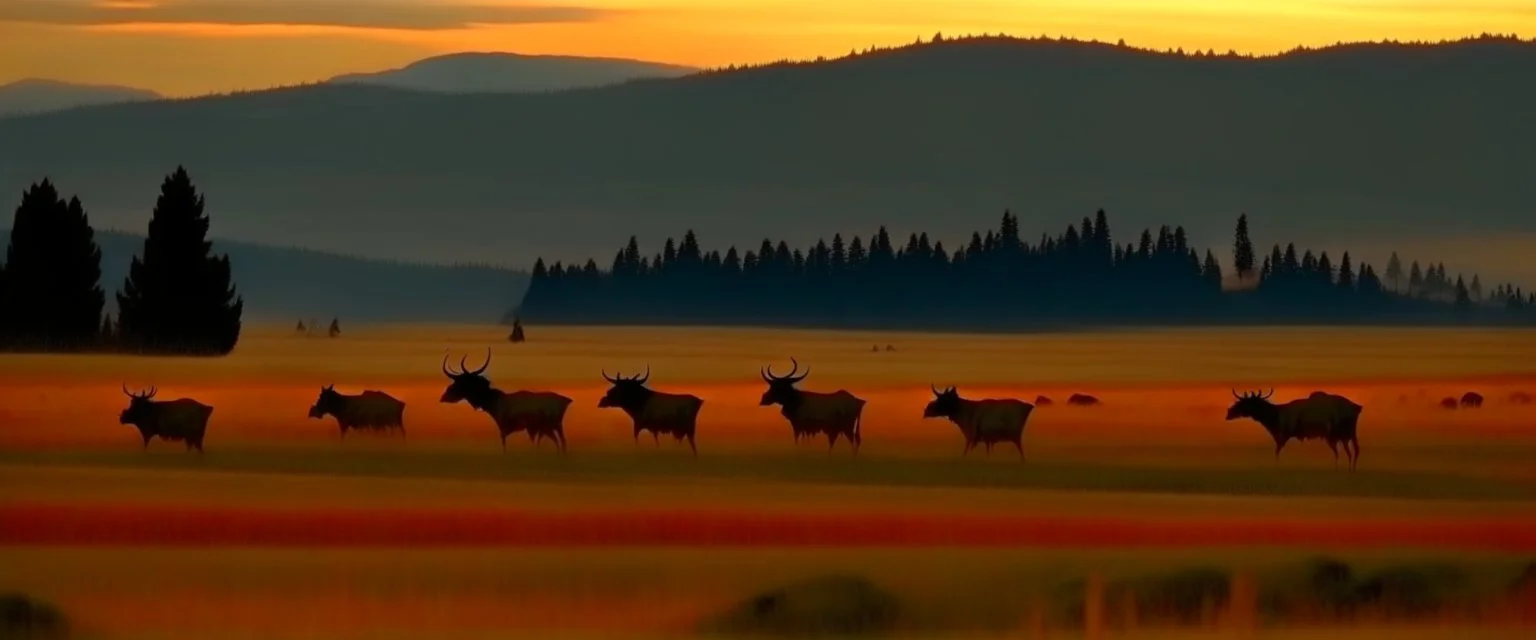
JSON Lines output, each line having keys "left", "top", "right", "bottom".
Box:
{"left": 13, "top": 230, "right": 528, "bottom": 324}
{"left": 1, "top": 36, "right": 1532, "bottom": 284}
{"left": 0, "top": 79, "right": 161, "bottom": 118}
{"left": 327, "top": 51, "right": 698, "bottom": 93}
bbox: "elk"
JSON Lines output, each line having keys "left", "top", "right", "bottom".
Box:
{"left": 1066, "top": 393, "right": 1101, "bottom": 407}
{"left": 1440, "top": 397, "right": 1459, "bottom": 410}
{"left": 1034, "top": 395, "right": 1054, "bottom": 406}
{"left": 308, "top": 385, "right": 406, "bottom": 438}
{"left": 1510, "top": 391, "right": 1534, "bottom": 405}
{"left": 1225, "top": 389, "right": 1364, "bottom": 470}
{"left": 118, "top": 385, "right": 214, "bottom": 453}
{"left": 1460, "top": 392, "right": 1484, "bottom": 409}
{"left": 597, "top": 367, "right": 704, "bottom": 456}
{"left": 923, "top": 385, "right": 1033, "bottom": 461}
{"left": 759, "top": 358, "right": 865, "bottom": 454}
{"left": 439, "top": 348, "right": 572, "bottom": 453}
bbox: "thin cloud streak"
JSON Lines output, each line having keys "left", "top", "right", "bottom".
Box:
{"left": 0, "top": 0, "right": 614, "bottom": 31}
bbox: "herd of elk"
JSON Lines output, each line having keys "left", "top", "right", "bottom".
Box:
{"left": 107, "top": 347, "right": 1534, "bottom": 467}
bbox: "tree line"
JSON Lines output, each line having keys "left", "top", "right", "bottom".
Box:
{"left": 517, "top": 210, "right": 1534, "bottom": 329}
{"left": 0, "top": 167, "right": 244, "bottom": 355}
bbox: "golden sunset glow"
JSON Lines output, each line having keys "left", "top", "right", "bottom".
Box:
{"left": 0, "top": 0, "right": 1531, "bottom": 96}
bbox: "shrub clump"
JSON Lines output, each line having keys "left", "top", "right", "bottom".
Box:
{"left": 0, "top": 593, "right": 69, "bottom": 639}
{"left": 703, "top": 574, "right": 903, "bottom": 637}
{"left": 1043, "top": 567, "right": 1233, "bottom": 629}
{"left": 1261, "top": 557, "right": 1472, "bottom": 621}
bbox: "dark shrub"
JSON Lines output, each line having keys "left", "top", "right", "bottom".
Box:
{"left": 0, "top": 593, "right": 69, "bottom": 639}
{"left": 1352, "top": 563, "right": 1467, "bottom": 618}
{"left": 1109, "top": 567, "right": 1232, "bottom": 626}
{"left": 704, "top": 574, "right": 902, "bottom": 636}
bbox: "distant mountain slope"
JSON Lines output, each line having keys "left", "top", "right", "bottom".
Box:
{"left": 3, "top": 229, "right": 528, "bottom": 323}
{"left": 327, "top": 52, "right": 699, "bottom": 93}
{"left": 0, "top": 79, "right": 161, "bottom": 118}
{"left": 1, "top": 36, "right": 1532, "bottom": 284}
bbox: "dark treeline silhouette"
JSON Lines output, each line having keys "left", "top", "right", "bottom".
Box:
{"left": 518, "top": 210, "right": 1534, "bottom": 330}
{"left": 0, "top": 167, "right": 244, "bottom": 355}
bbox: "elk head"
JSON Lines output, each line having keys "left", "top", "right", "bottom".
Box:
{"left": 597, "top": 366, "right": 651, "bottom": 409}
{"left": 120, "top": 384, "right": 158, "bottom": 425}
{"left": 924, "top": 384, "right": 961, "bottom": 419}
{"left": 759, "top": 358, "right": 810, "bottom": 407}
{"left": 310, "top": 384, "right": 339, "bottom": 419}
{"left": 1225, "top": 388, "right": 1275, "bottom": 421}
{"left": 440, "top": 348, "right": 492, "bottom": 404}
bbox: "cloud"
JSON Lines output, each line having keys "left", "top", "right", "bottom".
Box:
{"left": 0, "top": 0, "right": 612, "bottom": 31}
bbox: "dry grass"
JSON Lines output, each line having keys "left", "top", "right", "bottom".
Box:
{"left": 1, "top": 324, "right": 1534, "bottom": 638}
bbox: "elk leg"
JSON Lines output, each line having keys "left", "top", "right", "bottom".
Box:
{"left": 1014, "top": 440, "right": 1026, "bottom": 462}
{"left": 500, "top": 434, "right": 508, "bottom": 453}
{"left": 141, "top": 434, "right": 152, "bottom": 450}
{"left": 1349, "top": 438, "right": 1361, "bottom": 471}
{"left": 962, "top": 440, "right": 974, "bottom": 457}
{"left": 555, "top": 431, "right": 568, "bottom": 456}
{"left": 653, "top": 431, "right": 660, "bottom": 447}
{"left": 827, "top": 431, "right": 840, "bottom": 453}
{"left": 1327, "top": 440, "right": 1339, "bottom": 465}
{"left": 686, "top": 434, "right": 697, "bottom": 458}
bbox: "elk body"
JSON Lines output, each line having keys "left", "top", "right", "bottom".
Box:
{"left": 1460, "top": 392, "right": 1484, "bottom": 408}
{"left": 119, "top": 386, "right": 214, "bottom": 453}
{"left": 597, "top": 367, "right": 704, "bottom": 456}
{"left": 1440, "top": 397, "right": 1459, "bottom": 410}
{"left": 439, "top": 349, "right": 572, "bottom": 453}
{"left": 1225, "top": 389, "right": 1364, "bottom": 470}
{"left": 759, "top": 358, "right": 865, "bottom": 454}
{"left": 308, "top": 385, "right": 406, "bottom": 438}
{"left": 1510, "top": 391, "right": 1534, "bottom": 405}
{"left": 923, "top": 385, "right": 1034, "bottom": 461}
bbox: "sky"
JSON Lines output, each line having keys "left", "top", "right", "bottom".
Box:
{"left": 1, "top": 0, "right": 1533, "bottom": 97}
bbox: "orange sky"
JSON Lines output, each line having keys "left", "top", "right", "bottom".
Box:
{"left": 1, "top": 1, "right": 1533, "bottom": 97}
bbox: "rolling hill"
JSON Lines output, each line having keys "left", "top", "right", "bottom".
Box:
{"left": 1, "top": 35, "right": 1532, "bottom": 284}
{"left": 1, "top": 229, "right": 528, "bottom": 324}
{"left": 0, "top": 79, "right": 161, "bottom": 118}
{"left": 326, "top": 51, "right": 699, "bottom": 93}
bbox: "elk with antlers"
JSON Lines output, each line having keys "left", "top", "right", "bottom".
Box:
{"left": 597, "top": 367, "right": 704, "bottom": 456}
{"left": 118, "top": 385, "right": 215, "bottom": 453}
{"left": 923, "top": 385, "right": 1034, "bottom": 461}
{"left": 1225, "top": 388, "right": 1364, "bottom": 470}
{"left": 759, "top": 358, "right": 866, "bottom": 454}
{"left": 308, "top": 385, "right": 406, "bottom": 438}
{"left": 439, "top": 348, "right": 573, "bottom": 453}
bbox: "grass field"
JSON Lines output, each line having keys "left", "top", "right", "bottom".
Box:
{"left": 2, "top": 324, "right": 1534, "bottom": 638}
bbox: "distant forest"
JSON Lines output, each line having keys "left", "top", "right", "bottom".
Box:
{"left": 516, "top": 210, "right": 1534, "bottom": 330}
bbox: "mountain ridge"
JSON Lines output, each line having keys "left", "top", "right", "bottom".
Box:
{"left": 325, "top": 51, "right": 699, "bottom": 94}
{"left": 2, "top": 34, "right": 1531, "bottom": 284}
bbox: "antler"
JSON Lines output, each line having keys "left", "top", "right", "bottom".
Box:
{"left": 146, "top": 386, "right": 157, "bottom": 399}
{"left": 122, "top": 384, "right": 155, "bottom": 399}
{"left": 763, "top": 358, "right": 809, "bottom": 383}
{"left": 601, "top": 369, "right": 617, "bottom": 384}
{"left": 442, "top": 351, "right": 459, "bottom": 378}
{"left": 636, "top": 365, "right": 650, "bottom": 385}
{"left": 467, "top": 347, "right": 491, "bottom": 376}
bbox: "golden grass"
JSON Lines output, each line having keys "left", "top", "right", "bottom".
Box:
{"left": 2, "top": 324, "right": 1534, "bottom": 638}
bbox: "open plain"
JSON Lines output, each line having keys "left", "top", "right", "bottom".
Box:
{"left": 3, "top": 324, "right": 1535, "bottom": 638}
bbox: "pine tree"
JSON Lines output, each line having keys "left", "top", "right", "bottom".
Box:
{"left": 1454, "top": 276, "right": 1471, "bottom": 310}
{"left": 1469, "top": 274, "right": 1482, "bottom": 302}
{"left": 1336, "top": 252, "right": 1355, "bottom": 291}
{"left": 1408, "top": 261, "right": 1423, "bottom": 295}
{"left": 1201, "top": 250, "right": 1223, "bottom": 289}
{"left": 0, "top": 180, "right": 106, "bottom": 350}
{"left": 1232, "top": 214, "right": 1255, "bottom": 281}
{"left": 115, "top": 167, "right": 244, "bottom": 355}
{"left": 1385, "top": 252, "right": 1403, "bottom": 292}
